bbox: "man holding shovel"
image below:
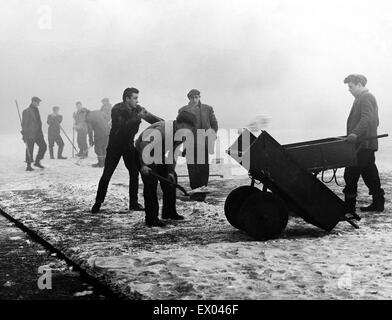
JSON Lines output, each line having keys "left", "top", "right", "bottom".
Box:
{"left": 135, "top": 111, "right": 197, "bottom": 227}
{"left": 343, "top": 74, "right": 385, "bottom": 214}
{"left": 47, "top": 106, "right": 67, "bottom": 160}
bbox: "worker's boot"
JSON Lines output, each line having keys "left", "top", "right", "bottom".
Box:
{"left": 91, "top": 202, "right": 101, "bottom": 213}
{"left": 129, "top": 202, "right": 144, "bottom": 211}
{"left": 146, "top": 218, "right": 166, "bottom": 227}
{"left": 92, "top": 159, "right": 101, "bottom": 168}
{"left": 49, "top": 147, "right": 54, "bottom": 159}
{"left": 34, "top": 161, "right": 45, "bottom": 169}
{"left": 57, "top": 145, "right": 67, "bottom": 159}
{"left": 162, "top": 211, "right": 184, "bottom": 220}
{"left": 26, "top": 164, "right": 34, "bottom": 171}
{"left": 190, "top": 192, "right": 207, "bottom": 202}
{"left": 360, "top": 194, "right": 385, "bottom": 212}
{"left": 162, "top": 207, "right": 184, "bottom": 220}
{"left": 99, "top": 157, "right": 105, "bottom": 168}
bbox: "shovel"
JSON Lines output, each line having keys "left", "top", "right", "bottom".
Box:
{"left": 150, "top": 171, "right": 190, "bottom": 196}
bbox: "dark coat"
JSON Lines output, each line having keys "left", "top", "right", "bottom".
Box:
{"left": 73, "top": 108, "right": 89, "bottom": 133}
{"left": 347, "top": 89, "right": 379, "bottom": 151}
{"left": 179, "top": 102, "right": 218, "bottom": 132}
{"left": 21, "top": 105, "right": 43, "bottom": 140}
{"left": 109, "top": 102, "right": 163, "bottom": 148}
{"left": 179, "top": 102, "right": 218, "bottom": 155}
{"left": 87, "top": 110, "right": 110, "bottom": 143}
{"left": 47, "top": 114, "right": 62, "bottom": 136}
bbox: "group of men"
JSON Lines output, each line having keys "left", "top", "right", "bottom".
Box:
{"left": 21, "top": 88, "right": 219, "bottom": 227}
{"left": 90, "top": 88, "right": 219, "bottom": 227}
{"left": 73, "top": 99, "right": 112, "bottom": 166}
{"left": 21, "top": 74, "right": 385, "bottom": 228}
{"left": 21, "top": 98, "right": 113, "bottom": 170}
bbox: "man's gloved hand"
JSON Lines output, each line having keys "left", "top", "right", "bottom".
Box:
{"left": 140, "top": 165, "right": 152, "bottom": 176}
{"left": 89, "top": 140, "right": 94, "bottom": 147}
{"left": 345, "top": 133, "right": 358, "bottom": 143}
{"left": 168, "top": 173, "right": 176, "bottom": 183}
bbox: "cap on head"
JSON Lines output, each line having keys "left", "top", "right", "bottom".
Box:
{"left": 76, "top": 101, "right": 82, "bottom": 106}
{"left": 344, "top": 74, "right": 367, "bottom": 86}
{"left": 187, "top": 89, "right": 201, "bottom": 99}
{"left": 53, "top": 106, "right": 60, "bottom": 111}
{"left": 32, "top": 96, "right": 42, "bottom": 103}
{"left": 101, "top": 98, "right": 109, "bottom": 104}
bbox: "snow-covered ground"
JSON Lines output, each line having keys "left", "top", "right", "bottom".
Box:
{"left": 1, "top": 132, "right": 392, "bottom": 299}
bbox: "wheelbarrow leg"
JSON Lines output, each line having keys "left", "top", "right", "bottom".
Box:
{"left": 341, "top": 213, "right": 360, "bottom": 229}
{"left": 346, "top": 218, "right": 360, "bottom": 229}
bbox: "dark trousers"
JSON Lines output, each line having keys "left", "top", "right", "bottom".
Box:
{"left": 77, "top": 130, "right": 88, "bottom": 153}
{"left": 186, "top": 144, "right": 210, "bottom": 189}
{"left": 343, "top": 148, "right": 384, "bottom": 199}
{"left": 25, "top": 133, "right": 47, "bottom": 164}
{"left": 141, "top": 165, "right": 177, "bottom": 223}
{"left": 48, "top": 133, "right": 64, "bottom": 157}
{"left": 95, "top": 143, "right": 140, "bottom": 205}
{"left": 94, "top": 135, "right": 109, "bottom": 162}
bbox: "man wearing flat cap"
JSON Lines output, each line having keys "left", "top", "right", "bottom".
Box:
{"left": 343, "top": 74, "right": 385, "bottom": 214}
{"left": 178, "top": 89, "right": 218, "bottom": 201}
{"left": 21, "top": 96, "right": 47, "bottom": 171}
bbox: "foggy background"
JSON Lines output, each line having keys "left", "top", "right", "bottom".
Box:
{"left": 1, "top": 0, "right": 391, "bottom": 141}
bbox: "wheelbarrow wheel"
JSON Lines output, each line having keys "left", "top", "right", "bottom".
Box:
{"left": 240, "top": 192, "right": 289, "bottom": 240}
{"left": 224, "top": 186, "right": 262, "bottom": 230}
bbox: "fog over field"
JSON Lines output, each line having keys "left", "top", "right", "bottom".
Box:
{"left": 1, "top": 0, "right": 391, "bottom": 139}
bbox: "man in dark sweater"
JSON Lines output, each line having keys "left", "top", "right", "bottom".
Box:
{"left": 135, "top": 111, "right": 197, "bottom": 227}
{"left": 47, "top": 106, "right": 66, "bottom": 160}
{"left": 343, "top": 74, "right": 385, "bottom": 213}
{"left": 21, "top": 96, "right": 47, "bottom": 171}
{"left": 91, "top": 87, "right": 163, "bottom": 213}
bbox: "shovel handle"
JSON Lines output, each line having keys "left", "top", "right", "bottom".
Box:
{"left": 150, "top": 171, "right": 190, "bottom": 196}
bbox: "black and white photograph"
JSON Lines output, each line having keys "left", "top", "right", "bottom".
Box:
{"left": 0, "top": 0, "right": 391, "bottom": 310}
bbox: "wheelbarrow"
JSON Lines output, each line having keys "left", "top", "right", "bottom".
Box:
{"left": 225, "top": 129, "right": 388, "bottom": 240}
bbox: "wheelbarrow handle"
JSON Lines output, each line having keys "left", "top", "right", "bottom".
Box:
{"left": 150, "top": 171, "right": 190, "bottom": 196}
{"left": 357, "top": 133, "right": 388, "bottom": 142}
{"left": 338, "top": 133, "right": 388, "bottom": 142}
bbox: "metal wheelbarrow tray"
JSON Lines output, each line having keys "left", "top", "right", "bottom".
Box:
{"left": 225, "top": 129, "right": 363, "bottom": 240}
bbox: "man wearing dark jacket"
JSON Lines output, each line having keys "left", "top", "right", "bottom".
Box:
{"left": 21, "top": 96, "right": 47, "bottom": 171}
{"left": 87, "top": 109, "right": 110, "bottom": 167}
{"left": 135, "top": 111, "right": 197, "bottom": 227}
{"left": 100, "top": 98, "right": 112, "bottom": 124}
{"left": 47, "top": 106, "right": 67, "bottom": 160}
{"left": 343, "top": 74, "right": 385, "bottom": 213}
{"left": 91, "top": 87, "right": 163, "bottom": 213}
{"left": 73, "top": 101, "right": 89, "bottom": 158}
{"left": 178, "top": 89, "right": 218, "bottom": 201}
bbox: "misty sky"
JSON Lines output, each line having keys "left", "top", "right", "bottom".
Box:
{"left": 1, "top": 0, "right": 391, "bottom": 138}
